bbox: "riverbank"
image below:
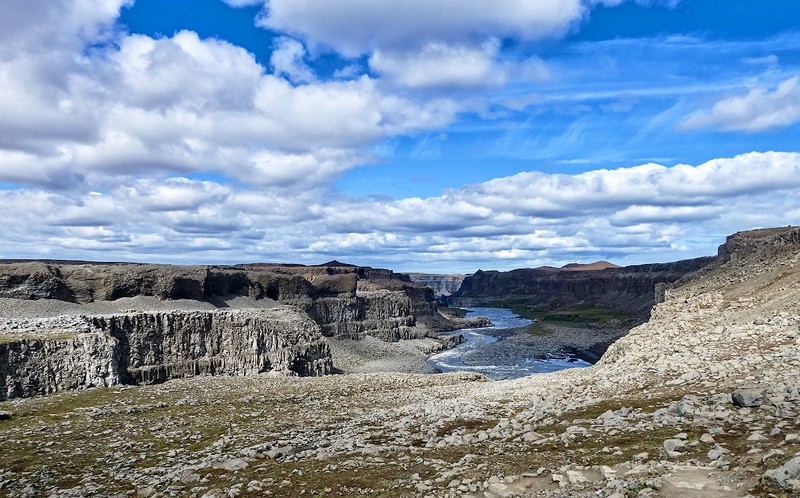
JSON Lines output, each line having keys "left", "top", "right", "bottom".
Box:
{"left": 461, "top": 322, "right": 630, "bottom": 366}
{"left": 324, "top": 307, "right": 628, "bottom": 379}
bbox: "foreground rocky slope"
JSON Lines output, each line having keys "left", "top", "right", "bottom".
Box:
{"left": 0, "top": 226, "right": 798, "bottom": 497}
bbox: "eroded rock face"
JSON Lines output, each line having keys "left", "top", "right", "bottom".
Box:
{"left": 0, "top": 307, "right": 331, "bottom": 400}
{"left": 1, "top": 332, "right": 120, "bottom": 399}
{"left": 297, "top": 291, "right": 419, "bottom": 341}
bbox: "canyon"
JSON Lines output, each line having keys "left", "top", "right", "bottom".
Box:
{"left": 0, "top": 227, "right": 798, "bottom": 497}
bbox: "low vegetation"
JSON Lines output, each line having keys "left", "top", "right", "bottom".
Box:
{"left": 485, "top": 299, "right": 631, "bottom": 328}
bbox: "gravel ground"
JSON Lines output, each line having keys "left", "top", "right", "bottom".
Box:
{"left": 326, "top": 336, "right": 441, "bottom": 374}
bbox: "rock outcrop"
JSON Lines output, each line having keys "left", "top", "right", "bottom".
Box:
{"left": 0, "top": 307, "right": 330, "bottom": 400}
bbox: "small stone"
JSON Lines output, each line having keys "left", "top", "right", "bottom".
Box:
{"left": 708, "top": 446, "right": 730, "bottom": 461}
{"left": 487, "top": 482, "right": 512, "bottom": 496}
{"left": 700, "top": 433, "right": 716, "bottom": 444}
{"left": 266, "top": 446, "right": 295, "bottom": 460}
{"left": 599, "top": 466, "right": 617, "bottom": 480}
{"left": 212, "top": 458, "right": 249, "bottom": 471}
{"left": 663, "top": 439, "right": 687, "bottom": 453}
{"left": 747, "top": 432, "right": 769, "bottom": 442}
{"left": 568, "top": 470, "right": 591, "bottom": 485}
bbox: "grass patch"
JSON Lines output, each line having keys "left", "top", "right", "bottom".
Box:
{"left": 0, "top": 332, "right": 78, "bottom": 345}
{"left": 484, "top": 300, "right": 630, "bottom": 328}
{"left": 524, "top": 323, "right": 552, "bottom": 336}
{"left": 435, "top": 418, "right": 495, "bottom": 437}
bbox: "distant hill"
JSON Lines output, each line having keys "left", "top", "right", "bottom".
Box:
{"left": 536, "top": 260, "right": 620, "bottom": 272}
{"left": 316, "top": 260, "right": 358, "bottom": 267}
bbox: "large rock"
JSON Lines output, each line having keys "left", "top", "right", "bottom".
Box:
{"left": 762, "top": 456, "right": 800, "bottom": 489}
{"left": 731, "top": 388, "right": 764, "bottom": 407}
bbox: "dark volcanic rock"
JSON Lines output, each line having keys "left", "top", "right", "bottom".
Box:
{"left": 718, "top": 226, "right": 800, "bottom": 263}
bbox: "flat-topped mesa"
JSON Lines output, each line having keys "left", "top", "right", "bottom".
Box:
{"left": 0, "top": 307, "right": 331, "bottom": 400}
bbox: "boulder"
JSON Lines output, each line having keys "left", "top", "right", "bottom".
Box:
{"left": 731, "top": 388, "right": 764, "bottom": 407}
{"left": 763, "top": 456, "right": 800, "bottom": 489}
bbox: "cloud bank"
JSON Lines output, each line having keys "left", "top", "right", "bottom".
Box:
{"left": 1, "top": 152, "right": 797, "bottom": 271}
{"left": 0, "top": 0, "right": 796, "bottom": 272}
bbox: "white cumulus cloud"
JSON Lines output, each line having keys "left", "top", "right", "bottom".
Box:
{"left": 0, "top": 151, "right": 798, "bottom": 270}
{"left": 261, "top": 0, "right": 588, "bottom": 56}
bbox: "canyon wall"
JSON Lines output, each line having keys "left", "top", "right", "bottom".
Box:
{"left": 0, "top": 260, "right": 464, "bottom": 399}
{"left": 451, "top": 257, "right": 715, "bottom": 317}
{"left": 0, "top": 308, "right": 331, "bottom": 400}
{"left": 0, "top": 261, "right": 454, "bottom": 340}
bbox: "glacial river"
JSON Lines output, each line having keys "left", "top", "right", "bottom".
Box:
{"left": 427, "top": 307, "right": 591, "bottom": 380}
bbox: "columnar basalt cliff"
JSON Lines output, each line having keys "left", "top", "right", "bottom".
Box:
{"left": 0, "top": 308, "right": 330, "bottom": 400}
{"left": 717, "top": 226, "right": 800, "bottom": 262}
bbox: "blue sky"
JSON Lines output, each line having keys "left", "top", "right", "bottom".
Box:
{"left": 0, "top": 0, "right": 799, "bottom": 272}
